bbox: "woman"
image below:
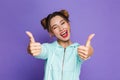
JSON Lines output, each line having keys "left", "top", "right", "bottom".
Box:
{"left": 26, "top": 10, "right": 95, "bottom": 80}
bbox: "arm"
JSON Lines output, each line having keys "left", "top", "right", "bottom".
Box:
{"left": 26, "top": 31, "right": 49, "bottom": 59}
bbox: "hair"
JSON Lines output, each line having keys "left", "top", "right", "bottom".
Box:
{"left": 41, "top": 10, "right": 70, "bottom": 32}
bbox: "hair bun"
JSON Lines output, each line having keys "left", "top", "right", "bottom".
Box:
{"left": 60, "top": 10, "right": 69, "bottom": 18}
{"left": 41, "top": 18, "right": 47, "bottom": 29}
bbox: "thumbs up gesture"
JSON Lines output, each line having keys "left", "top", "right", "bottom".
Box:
{"left": 77, "top": 34, "right": 95, "bottom": 60}
{"left": 26, "top": 31, "right": 41, "bottom": 56}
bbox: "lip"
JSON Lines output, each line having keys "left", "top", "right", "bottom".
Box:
{"left": 60, "top": 30, "right": 68, "bottom": 38}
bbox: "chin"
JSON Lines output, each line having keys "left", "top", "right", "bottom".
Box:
{"left": 60, "top": 37, "right": 70, "bottom": 42}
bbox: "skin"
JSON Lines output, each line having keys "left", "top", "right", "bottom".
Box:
{"left": 26, "top": 15, "right": 95, "bottom": 60}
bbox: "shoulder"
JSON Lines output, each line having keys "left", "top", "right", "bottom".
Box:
{"left": 71, "top": 42, "right": 80, "bottom": 48}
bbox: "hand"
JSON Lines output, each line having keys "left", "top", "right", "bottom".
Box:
{"left": 77, "top": 34, "right": 95, "bottom": 60}
{"left": 26, "top": 31, "right": 41, "bottom": 56}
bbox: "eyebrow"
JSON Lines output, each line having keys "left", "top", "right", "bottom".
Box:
{"left": 51, "top": 19, "right": 65, "bottom": 28}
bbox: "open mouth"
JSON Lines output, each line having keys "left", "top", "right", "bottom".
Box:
{"left": 60, "top": 30, "right": 68, "bottom": 38}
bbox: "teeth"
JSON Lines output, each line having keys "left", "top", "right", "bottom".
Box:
{"left": 61, "top": 31, "right": 66, "bottom": 35}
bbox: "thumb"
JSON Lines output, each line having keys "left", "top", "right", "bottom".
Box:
{"left": 26, "top": 31, "right": 35, "bottom": 43}
{"left": 85, "top": 33, "right": 95, "bottom": 47}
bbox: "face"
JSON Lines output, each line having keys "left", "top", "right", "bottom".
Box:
{"left": 49, "top": 15, "right": 71, "bottom": 42}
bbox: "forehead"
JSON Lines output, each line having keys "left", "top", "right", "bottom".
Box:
{"left": 50, "top": 16, "right": 64, "bottom": 25}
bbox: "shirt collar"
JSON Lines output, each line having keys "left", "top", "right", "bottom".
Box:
{"left": 53, "top": 41, "right": 79, "bottom": 48}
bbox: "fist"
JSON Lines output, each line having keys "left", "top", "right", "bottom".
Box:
{"left": 78, "top": 34, "right": 95, "bottom": 60}
{"left": 26, "top": 31, "right": 41, "bottom": 56}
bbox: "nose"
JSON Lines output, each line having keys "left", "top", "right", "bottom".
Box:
{"left": 59, "top": 26, "right": 64, "bottom": 31}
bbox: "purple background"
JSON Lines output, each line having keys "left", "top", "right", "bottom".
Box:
{"left": 0, "top": 0, "right": 120, "bottom": 80}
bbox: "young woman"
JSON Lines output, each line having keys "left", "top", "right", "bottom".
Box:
{"left": 26, "top": 10, "right": 95, "bottom": 80}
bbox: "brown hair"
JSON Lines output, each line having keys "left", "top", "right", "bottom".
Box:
{"left": 41, "top": 10, "right": 69, "bottom": 32}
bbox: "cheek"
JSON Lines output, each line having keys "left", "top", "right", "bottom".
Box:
{"left": 52, "top": 30, "right": 59, "bottom": 36}
{"left": 66, "top": 25, "right": 70, "bottom": 31}
{"left": 65, "top": 23, "right": 70, "bottom": 29}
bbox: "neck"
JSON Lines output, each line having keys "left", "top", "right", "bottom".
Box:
{"left": 57, "top": 39, "right": 72, "bottom": 48}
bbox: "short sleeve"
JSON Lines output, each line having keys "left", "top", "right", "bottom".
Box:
{"left": 34, "top": 43, "right": 49, "bottom": 60}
